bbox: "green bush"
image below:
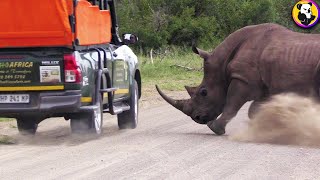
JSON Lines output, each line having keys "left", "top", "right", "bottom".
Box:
{"left": 116, "top": 0, "right": 320, "bottom": 54}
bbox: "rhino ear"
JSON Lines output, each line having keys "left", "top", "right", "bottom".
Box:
{"left": 192, "top": 46, "right": 209, "bottom": 60}
{"left": 185, "top": 86, "right": 197, "bottom": 97}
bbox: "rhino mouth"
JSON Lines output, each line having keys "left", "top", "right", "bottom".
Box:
{"left": 193, "top": 114, "right": 218, "bottom": 124}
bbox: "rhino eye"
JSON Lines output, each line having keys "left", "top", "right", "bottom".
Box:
{"left": 200, "top": 89, "right": 207, "bottom": 97}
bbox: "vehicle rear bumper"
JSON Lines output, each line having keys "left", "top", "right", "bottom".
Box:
{"left": 0, "top": 90, "right": 81, "bottom": 117}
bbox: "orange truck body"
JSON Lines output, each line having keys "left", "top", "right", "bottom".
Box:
{"left": 0, "top": 0, "right": 112, "bottom": 48}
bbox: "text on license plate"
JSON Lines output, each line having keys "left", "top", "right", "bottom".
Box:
{"left": 0, "top": 94, "right": 30, "bottom": 103}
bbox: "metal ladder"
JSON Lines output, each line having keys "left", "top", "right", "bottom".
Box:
{"left": 80, "top": 47, "right": 130, "bottom": 115}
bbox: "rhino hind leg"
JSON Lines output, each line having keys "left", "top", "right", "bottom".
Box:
{"left": 248, "top": 100, "right": 264, "bottom": 119}
{"left": 207, "top": 79, "right": 252, "bottom": 135}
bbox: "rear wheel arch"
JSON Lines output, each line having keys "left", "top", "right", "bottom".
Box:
{"left": 134, "top": 69, "right": 141, "bottom": 99}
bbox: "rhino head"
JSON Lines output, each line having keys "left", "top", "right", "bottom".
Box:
{"left": 156, "top": 46, "right": 227, "bottom": 124}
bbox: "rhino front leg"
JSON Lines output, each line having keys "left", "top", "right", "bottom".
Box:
{"left": 207, "top": 79, "right": 252, "bottom": 135}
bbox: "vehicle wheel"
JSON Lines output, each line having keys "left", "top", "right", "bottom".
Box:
{"left": 16, "top": 117, "right": 38, "bottom": 135}
{"left": 118, "top": 80, "right": 139, "bottom": 129}
{"left": 70, "top": 94, "right": 103, "bottom": 134}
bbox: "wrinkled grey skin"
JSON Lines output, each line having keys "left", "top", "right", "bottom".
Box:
{"left": 156, "top": 23, "right": 320, "bottom": 135}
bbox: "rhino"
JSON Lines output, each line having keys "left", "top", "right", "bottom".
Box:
{"left": 156, "top": 23, "right": 320, "bottom": 135}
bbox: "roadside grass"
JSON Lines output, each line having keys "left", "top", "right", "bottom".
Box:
{"left": 0, "top": 118, "right": 16, "bottom": 144}
{"left": 0, "top": 135, "right": 15, "bottom": 145}
{"left": 140, "top": 52, "right": 204, "bottom": 91}
{"left": 0, "top": 118, "right": 14, "bottom": 122}
{"left": 9, "top": 124, "right": 17, "bottom": 128}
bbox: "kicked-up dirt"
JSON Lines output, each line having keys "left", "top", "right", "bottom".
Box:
{"left": 231, "top": 93, "right": 320, "bottom": 147}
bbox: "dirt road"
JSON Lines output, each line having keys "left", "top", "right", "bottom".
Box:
{"left": 1, "top": 102, "right": 320, "bottom": 179}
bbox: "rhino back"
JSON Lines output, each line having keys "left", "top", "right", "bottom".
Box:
{"left": 259, "top": 30, "right": 320, "bottom": 95}
{"left": 226, "top": 24, "right": 320, "bottom": 97}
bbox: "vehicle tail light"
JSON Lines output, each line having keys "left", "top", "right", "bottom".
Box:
{"left": 64, "top": 54, "right": 81, "bottom": 83}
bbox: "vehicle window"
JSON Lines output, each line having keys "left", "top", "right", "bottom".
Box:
{"left": 88, "top": 0, "right": 108, "bottom": 10}
{"left": 102, "top": 0, "right": 109, "bottom": 10}
{"left": 88, "top": 0, "right": 97, "bottom": 6}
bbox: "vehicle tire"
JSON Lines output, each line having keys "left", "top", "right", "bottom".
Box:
{"left": 16, "top": 117, "right": 38, "bottom": 135}
{"left": 70, "top": 94, "right": 103, "bottom": 134}
{"left": 118, "top": 80, "right": 139, "bottom": 129}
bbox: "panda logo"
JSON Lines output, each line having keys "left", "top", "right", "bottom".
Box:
{"left": 292, "top": 0, "right": 319, "bottom": 28}
{"left": 297, "top": 2, "right": 316, "bottom": 26}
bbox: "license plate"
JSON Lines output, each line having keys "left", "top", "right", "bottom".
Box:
{"left": 0, "top": 94, "right": 30, "bottom": 104}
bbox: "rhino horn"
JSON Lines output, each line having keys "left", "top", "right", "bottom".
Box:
{"left": 185, "top": 86, "right": 197, "bottom": 97}
{"left": 192, "top": 46, "right": 209, "bottom": 59}
{"left": 155, "top": 85, "right": 189, "bottom": 115}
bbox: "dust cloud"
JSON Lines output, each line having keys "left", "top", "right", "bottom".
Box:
{"left": 230, "top": 93, "right": 320, "bottom": 147}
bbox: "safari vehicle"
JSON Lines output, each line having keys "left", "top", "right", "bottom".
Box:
{"left": 0, "top": 0, "right": 141, "bottom": 135}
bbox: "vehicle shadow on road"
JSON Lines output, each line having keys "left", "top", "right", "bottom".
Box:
{"left": 6, "top": 125, "right": 126, "bottom": 146}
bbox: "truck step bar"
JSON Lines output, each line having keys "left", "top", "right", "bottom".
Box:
{"left": 79, "top": 104, "right": 130, "bottom": 114}
{"left": 79, "top": 105, "right": 99, "bottom": 112}
{"left": 104, "top": 104, "right": 130, "bottom": 114}
{"left": 100, "top": 87, "right": 118, "bottom": 93}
